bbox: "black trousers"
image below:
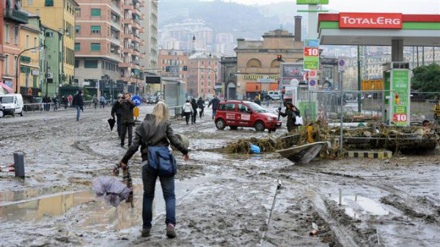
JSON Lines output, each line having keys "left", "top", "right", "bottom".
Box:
{"left": 184, "top": 112, "right": 191, "bottom": 124}
{"left": 121, "top": 123, "right": 133, "bottom": 146}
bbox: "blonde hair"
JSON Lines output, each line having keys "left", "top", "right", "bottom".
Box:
{"left": 152, "top": 101, "right": 169, "bottom": 125}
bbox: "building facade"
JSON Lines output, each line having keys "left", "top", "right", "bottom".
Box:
{"left": 140, "top": 0, "right": 159, "bottom": 94}
{"left": 234, "top": 28, "right": 304, "bottom": 100}
{"left": 187, "top": 52, "right": 220, "bottom": 99}
{"left": 1, "top": 0, "right": 29, "bottom": 93}
{"left": 18, "top": 14, "right": 42, "bottom": 97}
{"left": 22, "top": 0, "right": 78, "bottom": 95}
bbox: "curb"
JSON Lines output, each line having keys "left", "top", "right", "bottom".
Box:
{"left": 347, "top": 150, "right": 392, "bottom": 159}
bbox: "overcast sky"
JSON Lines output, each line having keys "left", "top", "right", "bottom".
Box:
{"left": 228, "top": 0, "right": 440, "bottom": 14}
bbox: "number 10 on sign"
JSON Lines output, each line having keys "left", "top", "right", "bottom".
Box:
{"left": 393, "top": 114, "right": 407, "bottom": 122}
{"left": 304, "top": 48, "right": 319, "bottom": 56}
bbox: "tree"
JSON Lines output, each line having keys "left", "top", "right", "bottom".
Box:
{"left": 411, "top": 63, "right": 440, "bottom": 95}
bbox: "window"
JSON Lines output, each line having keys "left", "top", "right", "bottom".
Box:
{"left": 45, "top": 0, "right": 53, "bottom": 6}
{"left": 14, "top": 26, "right": 19, "bottom": 44}
{"left": 74, "top": 43, "right": 80, "bottom": 51}
{"left": 75, "top": 59, "right": 79, "bottom": 68}
{"left": 4, "top": 24, "right": 9, "bottom": 43}
{"left": 91, "top": 8, "right": 101, "bottom": 17}
{"left": 75, "top": 7, "right": 81, "bottom": 17}
{"left": 91, "top": 25, "right": 101, "bottom": 34}
{"left": 28, "top": 0, "right": 33, "bottom": 5}
{"left": 75, "top": 25, "right": 80, "bottom": 34}
{"left": 26, "top": 35, "right": 29, "bottom": 49}
{"left": 4, "top": 55, "right": 9, "bottom": 75}
{"left": 33, "top": 37, "right": 37, "bottom": 49}
{"left": 91, "top": 43, "right": 101, "bottom": 51}
{"left": 84, "top": 60, "right": 98, "bottom": 68}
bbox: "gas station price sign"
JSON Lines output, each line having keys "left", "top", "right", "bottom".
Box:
{"left": 304, "top": 39, "right": 320, "bottom": 70}
{"left": 391, "top": 69, "right": 410, "bottom": 126}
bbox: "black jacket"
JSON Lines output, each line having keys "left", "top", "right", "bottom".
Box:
{"left": 72, "top": 93, "right": 84, "bottom": 107}
{"left": 197, "top": 98, "right": 205, "bottom": 109}
{"left": 121, "top": 114, "right": 188, "bottom": 164}
{"left": 208, "top": 97, "right": 220, "bottom": 109}
{"left": 111, "top": 100, "right": 122, "bottom": 118}
{"left": 119, "top": 99, "right": 135, "bottom": 124}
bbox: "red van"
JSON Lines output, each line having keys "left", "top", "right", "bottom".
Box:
{"left": 214, "top": 100, "right": 282, "bottom": 132}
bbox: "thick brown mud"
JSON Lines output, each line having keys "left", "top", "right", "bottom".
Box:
{"left": 0, "top": 105, "right": 439, "bottom": 247}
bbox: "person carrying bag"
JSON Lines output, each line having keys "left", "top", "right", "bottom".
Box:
{"left": 119, "top": 102, "right": 189, "bottom": 239}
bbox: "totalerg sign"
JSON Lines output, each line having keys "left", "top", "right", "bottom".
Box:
{"left": 339, "top": 13, "right": 402, "bottom": 29}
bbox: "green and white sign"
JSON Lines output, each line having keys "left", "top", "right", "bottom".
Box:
{"left": 303, "top": 39, "right": 320, "bottom": 70}
{"left": 296, "top": 0, "right": 329, "bottom": 4}
{"left": 390, "top": 69, "right": 410, "bottom": 126}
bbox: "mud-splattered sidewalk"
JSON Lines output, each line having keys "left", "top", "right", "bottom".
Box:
{"left": 0, "top": 105, "right": 439, "bottom": 247}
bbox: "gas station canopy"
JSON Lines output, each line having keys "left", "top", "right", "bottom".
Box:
{"left": 318, "top": 13, "right": 440, "bottom": 46}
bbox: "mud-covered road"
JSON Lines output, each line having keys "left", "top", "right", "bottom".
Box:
{"left": 0, "top": 105, "right": 439, "bottom": 247}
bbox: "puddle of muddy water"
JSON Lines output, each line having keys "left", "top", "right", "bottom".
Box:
{"left": 332, "top": 195, "right": 390, "bottom": 218}
{"left": 0, "top": 176, "right": 215, "bottom": 232}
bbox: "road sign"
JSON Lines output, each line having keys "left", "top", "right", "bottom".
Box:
{"left": 309, "top": 79, "right": 316, "bottom": 86}
{"left": 304, "top": 39, "right": 320, "bottom": 70}
{"left": 308, "top": 70, "right": 318, "bottom": 79}
{"left": 338, "top": 59, "right": 345, "bottom": 72}
{"left": 131, "top": 95, "right": 141, "bottom": 106}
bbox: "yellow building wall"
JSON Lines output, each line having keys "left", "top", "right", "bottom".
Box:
{"left": 18, "top": 27, "right": 41, "bottom": 95}
{"left": 22, "top": 0, "right": 77, "bottom": 84}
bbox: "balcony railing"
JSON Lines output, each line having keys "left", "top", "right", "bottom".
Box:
{"left": 4, "top": 9, "right": 28, "bottom": 24}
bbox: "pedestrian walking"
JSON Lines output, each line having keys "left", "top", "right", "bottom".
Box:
{"left": 72, "top": 90, "right": 84, "bottom": 121}
{"left": 119, "top": 93, "right": 135, "bottom": 147}
{"left": 190, "top": 98, "right": 197, "bottom": 124}
{"left": 52, "top": 96, "right": 59, "bottom": 111}
{"left": 111, "top": 94, "right": 123, "bottom": 138}
{"left": 254, "top": 95, "right": 261, "bottom": 105}
{"left": 278, "top": 102, "right": 300, "bottom": 132}
{"left": 100, "top": 95, "right": 106, "bottom": 109}
{"left": 67, "top": 94, "right": 73, "bottom": 107}
{"left": 208, "top": 95, "right": 220, "bottom": 119}
{"left": 118, "top": 101, "right": 189, "bottom": 238}
{"left": 92, "top": 95, "right": 98, "bottom": 109}
{"left": 62, "top": 96, "right": 68, "bottom": 109}
{"left": 182, "top": 100, "right": 192, "bottom": 125}
{"left": 197, "top": 97, "right": 205, "bottom": 118}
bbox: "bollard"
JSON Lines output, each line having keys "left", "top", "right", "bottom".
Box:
{"left": 13, "top": 151, "right": 25, "bottom": 178}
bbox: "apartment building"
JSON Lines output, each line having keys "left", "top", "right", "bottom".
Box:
{"left": 187, "top": 52, "right": 220, "bottom": 99}
{"left": 74, "top": 0, "right": 145, "bottom": 97}
{"left": 23, "top": 0, "right": 78, "bottom": 94}
{"left": 1, "top": 0, "right": 29, "bottom": 93}
{"left": 140, "top": 0, "right": 158, "bottom": 72}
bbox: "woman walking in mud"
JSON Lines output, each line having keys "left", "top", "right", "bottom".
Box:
{"left": 119, "top": 102, "right": 189, "bottom": 238}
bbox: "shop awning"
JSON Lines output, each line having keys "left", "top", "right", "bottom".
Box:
{"left": 0, "top": 82, "right": 14, "bottom": 94}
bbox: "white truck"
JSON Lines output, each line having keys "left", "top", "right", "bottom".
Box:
{"left": 0, "top": 94, "right": 24, "bottom": 117}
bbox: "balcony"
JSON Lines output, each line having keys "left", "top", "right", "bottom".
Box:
{"left": 3, "top": 8, "right": 28, "bottom": 24}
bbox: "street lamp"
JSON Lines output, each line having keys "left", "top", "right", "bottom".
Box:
{"left": 15, "top": 44, "right": 45, "bottom": 93}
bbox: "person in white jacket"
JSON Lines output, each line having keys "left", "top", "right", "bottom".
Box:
{"left": 182, "top": 100, "right": 193, "bottom": 125}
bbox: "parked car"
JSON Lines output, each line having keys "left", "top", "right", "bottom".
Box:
{"left": 266, "top": 90, "right": 281, "bottom": 100}
{"left": 214, "top": 100, "right": 282, "bottom": 132}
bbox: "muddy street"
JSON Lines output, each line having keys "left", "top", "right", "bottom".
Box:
{"left": 0, "top": 105, "right": 439, "bottom": 247}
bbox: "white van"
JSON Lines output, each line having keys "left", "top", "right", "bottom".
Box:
{"left": 267, "top": 91, "right": 281, "bottom": 100}
{"left": 0, "top": 94, "right": 24, "bottom": 117}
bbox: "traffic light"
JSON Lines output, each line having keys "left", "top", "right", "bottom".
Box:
{"left": 165, "top": 66, "right": 170, "bottom": 72}
{"left": 183, "top": 65, "right": 188, "bottom": 71}
{"left": 277, "top": 55, "right": 283, "bottom": 61}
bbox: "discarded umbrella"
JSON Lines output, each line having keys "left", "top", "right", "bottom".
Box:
{"left": 92, "top": 176, "right": 131, "bottom": 207}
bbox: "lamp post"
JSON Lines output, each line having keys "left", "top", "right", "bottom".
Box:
{"left": 15, "top": 44, "right": 45, "bottom": 93}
